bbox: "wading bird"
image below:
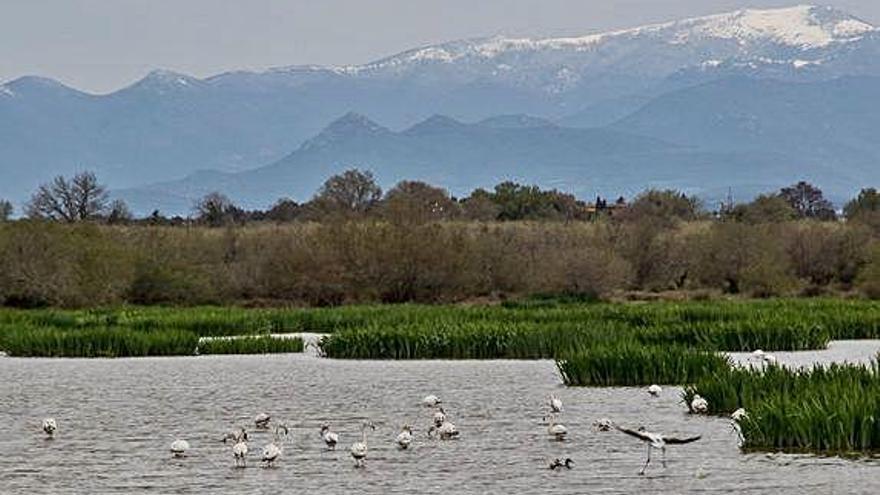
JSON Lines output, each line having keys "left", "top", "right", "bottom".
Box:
{"left": 616, "top": 426, "right": 701, "bottom": 475}
{"left": 691, "top": 395, "right": 709, "bottom": 414}
{"left": 261, "top": 424, "right": 289, "bottom": 467}
{"left": 254, "top": 413, "right": 271, "bottom": 430}
{"left": 549, "top": 458, "right": 574, "bottom": 470}
{"left": 428, "top": 421, "right": 460, "bottom": 440}
{"left": 42, "top": 418, "right": 57, "bottom": 437}
{"left": 170, "top": 439, "right": 190, "bottom": 458}
{"left": 224, "top": 428, "right": 249, "bottom": 468}
{"left": 730, "top": 408, "right": 747, "bottom": 444}
{"left": 544, "top": 414, "right": 567, "bottom": 441}
{"left": 548, "top": 395, "right": 563, "bottom": 413}
{"left": 731, "top": 408, "right": 747, "bottom": 422}
{"left": 320, "top": 423, "right": 339, "bottom": 450}
{"left": 396, "top": 425, "right": 413, "bottom": 449}
{"left": 433, "top": 407, "right": 447, "bottom": 428}
{"left": 421, "top": 395, "right": 442, "bottom": 407}
{"left": 647, "top": 384, "right": 662, "bottom": 397}
{"left": 350, "top": 421, "right": 375, "bottom": 468}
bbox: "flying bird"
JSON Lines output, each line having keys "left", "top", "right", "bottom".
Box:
{"left": 616, "top": 426, "right": 701, "bottom": 475}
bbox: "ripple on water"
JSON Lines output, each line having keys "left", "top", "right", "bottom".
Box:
{"left": 1, "top": 353, "right": 879, "bottom": 494}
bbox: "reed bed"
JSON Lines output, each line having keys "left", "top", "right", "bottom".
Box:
{"left": 2, "top": 298, "right": 880, "bottom": 358}
{"left": 0, "top": 326, "right": 199, "bottom": 358}
{"left": 556, "top": 344, "right": 731, "bottom": 386}
{"left": 684, "top": 362, "right": 880, "bottom": 453}
{"left": 197, "top": 335, "right": 304, "bottom": 355}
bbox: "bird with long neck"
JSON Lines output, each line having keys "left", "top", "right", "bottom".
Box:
{"left": 350, "top": 421, "right": 375, "bottom": 467}
{"left": 544, "top": 414, "right": 567, "bottom": 441}
{"left": 320, "top": 423, "right": 339, "bottom": 450}
{"left": 396, "top": 425, "right": 413, "bottom": 450}
{"left": 223, "top": 428, "right": 250, "bottom": 468}
{"left": 616, "top": 425, "right": 701, "bottom": 475}
{"left": 261, "top": 424, "right": 289, "bottom": 467}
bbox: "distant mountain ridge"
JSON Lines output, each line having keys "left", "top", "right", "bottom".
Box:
{"left": 2, "top": 5, "right": 880, "bottom": 211}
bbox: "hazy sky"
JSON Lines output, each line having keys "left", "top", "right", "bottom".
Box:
{"left": 2, "top": 0, "right": 879, "bottom": 93}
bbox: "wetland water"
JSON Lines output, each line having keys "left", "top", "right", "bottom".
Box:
{"left": 1, "top": 342, "right": 879, "bottom": 494}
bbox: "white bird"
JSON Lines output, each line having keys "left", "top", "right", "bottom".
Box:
{"left": 396, "top": 425, "right": 413, "bottom": 450}
{"left": 42, "top": 418, "right": 57, "bottom": 437}
{"left": 751, "top": 349, "right": 765, "bottom": 360}
{"left": 593, "top": 418, "right": 614, "bottom": 432}
{"left": 647, "top": 384, "right": 662, "bottom": 397}
{"left": 432, "top": 407, "right": 448, "bottom": 428}
{"left": 170, "top": 439, "right": 190, "bottom": 458}
{"left": 223, "top": 428, "right": 249, "bottom": 468}
{"left": 254, "top": 413, "right": 271, "bottom": 430}
{"left": 428, "top": 421, "right": 460, "bottom": 440}
{"left": 232, "top": 439, "right": 249, "bottom": 468}
{"left": 691, "top": 395, "right": 709, "bottom": 414}
{"left": 762, "top": 354, "right": 778, "bottom": 365}
{"left": 320, "top": 423, "right": 339, "bottom": 450}
{"left": 731, "top": 408, "right": 748, "bottom": 422}
{"left": 548, "top": 395, "right": 563, "bottom": 413}
{"left": 261, "top": 424, "right": 288, "bottom": 467}
{"left": 422, "top": 395, "right": 442, "bottom": 407}
{"left": 350, "top": 421, "right": 375, "bottom": 467}
{"left": 616, "top": 426, "right": 702, "bottom": 475}
{"left": 546, "top": 415, "right": 567, "bottom": 441}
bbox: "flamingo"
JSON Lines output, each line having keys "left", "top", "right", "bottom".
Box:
{"left": 170, "top": 439, "right": 190, "bottom": 458}
{"left": 548, "top": 395, "right": 563, "bottom": 413}
{"left": 261, "top": 424, "right": 289, "bottom": 467}
{"left": 396, "top": 425, "right": 413, "bottom": 450}
{"left": 616, "top": 426, "right": 701, "bottom": 475}
{"left": 320, "top": 423, "right": 339, "bottom": 450}
{"left": 350, "top": 421, "right": 375, "bottom": 467}
{"left": 731, "top": 408, "right": 748, "bottom": 422}
{"left": 223, "top": 428, "right": 248, "bottom": 444}
{"left": 545, "top": 415, "right": 567, "bottom": 441}
{"left": 730, "top": 408, "right": 748, "bottom": 444}
{"left": 549, "top": 458, "right": 574, "bottom": 470}
{"left": 690, "top": 395, "right": 709, "bottom": 414}
{"left": 254, "top": 413, "right": 271, "bottom": 430}
{"left": 421, "top": 395, "right": 442, "bottom": 407}
{"left": 432, "top": 407, "right": 448, "bottom": 428}
{"left": 428, "top": 421, "right": 460, "bottom": 440}
{"left": 647, "top": 384, "right": 662, "bottom": 397}
{"left": 41, "top": 418, "right": 57, "bottom": 437}
{"left": 223, "top": 428, "right": 249, "bottom": 468}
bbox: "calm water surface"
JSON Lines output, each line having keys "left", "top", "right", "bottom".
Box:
{"left": 1, "top": 342, "right": 879, "bottom": 494}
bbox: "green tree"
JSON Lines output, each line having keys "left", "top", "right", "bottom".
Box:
{"left": 194, "top": 192, "right": 240, "bottom": 227}
{"left": 779, "top": 181, "right": 836, "bottom": 221}
{"left": 729, "top": 194, "right": 797, "bottom": 224}
{"left": 308, "top": 168, "right": 382, "bottom": 219}
{"left": 844, "top": 188, "right": 880, "bottom": 232}
{"left": 618, "top": 189, "right": 704, "bottom": 226}
{"left": 381, "top": 180, "right": 459, "bottom": 224}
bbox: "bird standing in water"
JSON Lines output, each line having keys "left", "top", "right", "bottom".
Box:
{"left": 616, "top": 425, "right": 702, "bottom": 475}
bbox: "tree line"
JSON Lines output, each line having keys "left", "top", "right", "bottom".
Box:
{"left": 1, "top": 170, "right": 879, "bottom": 308}
{"left": 2, "top": 169, "right": 880, "bottom": 227}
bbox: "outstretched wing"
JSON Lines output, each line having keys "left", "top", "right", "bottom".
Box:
{"left": 665, "top": 435, "right": 702, "bottom": 444}
{"left": 615, "top": 426, "right": 652, "bottom": 442}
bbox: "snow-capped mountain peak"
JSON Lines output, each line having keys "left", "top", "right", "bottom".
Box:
{"left": 347, "top": 5, "right": 874, "bottom": 73}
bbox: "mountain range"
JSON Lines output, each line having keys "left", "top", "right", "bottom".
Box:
{"left": 2, "top": 5, "right": 879, "bottom": 213}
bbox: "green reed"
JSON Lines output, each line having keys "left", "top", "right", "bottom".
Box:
{"left": 0, "top": 326, "right": 199, "bottom": 358}
{"left": 556, "top": 343, "right": 732, "bottom": 386}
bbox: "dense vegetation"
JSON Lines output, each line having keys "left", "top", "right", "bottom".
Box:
{"left": 684, "top": 363, "right": 880, "bottom": 453}
{"left": 2, "top": 171, "right": 880, "bottom": 308}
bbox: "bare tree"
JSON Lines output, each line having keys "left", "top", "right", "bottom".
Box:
{"left": 105, "top": 199, "right": 133, "bottom": 225}
{"left": 0, "top": 199, "right": 12, "bottom": 222}
{"left": 26, "top": 171, "right": 109, "bottom": 222}
{"left": 194, "top": 192, "right": 240, "bottom": 227}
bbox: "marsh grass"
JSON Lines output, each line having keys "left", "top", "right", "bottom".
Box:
{"left": 684, "top": 362, "right": 880, "bottom": 452}
{"left": 0, "top": 326, "right": 198, "bottom": 358}
{"left": 556, "top": 344, "right": 731, "bottom": 386}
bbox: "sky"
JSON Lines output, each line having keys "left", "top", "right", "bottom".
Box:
{"left": 1, "top": 0, "right": 879, "bottom": 94}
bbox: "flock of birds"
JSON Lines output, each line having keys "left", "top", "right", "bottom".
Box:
{"left": 36, "top": 350, "right": 776, "bottom": 476}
